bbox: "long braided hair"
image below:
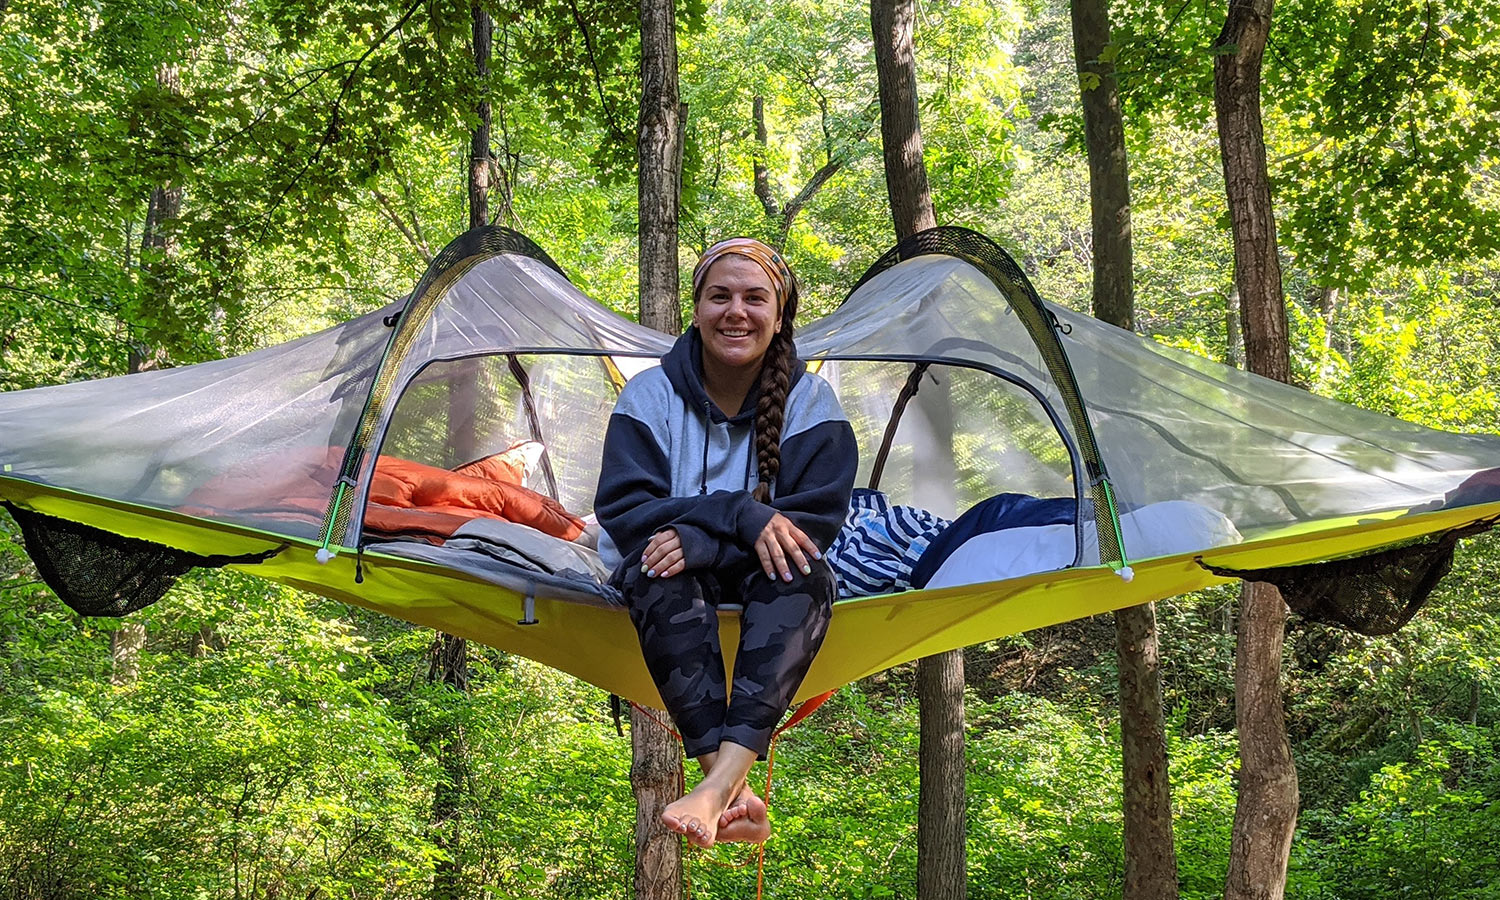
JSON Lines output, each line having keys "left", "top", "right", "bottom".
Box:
{"left": 751, "top": 278, "right": 798, "bottom": 503}
{"left": 690, "top": 239, "right": 800, "bottom": 504}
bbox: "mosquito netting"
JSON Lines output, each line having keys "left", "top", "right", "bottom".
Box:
{"left": 1, "top": 226, "right": 1497, "bottom": 628}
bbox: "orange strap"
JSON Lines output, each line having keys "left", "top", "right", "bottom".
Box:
{"left": 631, "top": 691, "right": 838, "bottom": 900}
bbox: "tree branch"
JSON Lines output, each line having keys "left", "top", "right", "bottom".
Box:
{"left": 373, "top": 190, "right": 434, "bottom": 262}
{"left": 0, "top": 283, "right": 126, "bottom": 320}
{"left": 777, "top": 100, "right": 879, "bottom": 246}
{"left": 566, "top": 0, "right": 631, "bottom": 146}
{"left": 250, "top": 0, "right": 426, "bottom": 247}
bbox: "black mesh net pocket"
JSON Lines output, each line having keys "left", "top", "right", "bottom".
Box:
{"left": 3, "top": 503, "right": 284, "bottom": 617}
{"left": 1198, "top": 517, "right": 1497, "bottom": 635}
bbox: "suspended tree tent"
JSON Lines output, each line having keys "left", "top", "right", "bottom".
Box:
{"left": 2, "top": 226, "right": 1497, "bottom": 706}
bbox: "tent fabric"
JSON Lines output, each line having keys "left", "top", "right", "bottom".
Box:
{"left": 2, "top": 225, "right": 1499, "bottom": 706}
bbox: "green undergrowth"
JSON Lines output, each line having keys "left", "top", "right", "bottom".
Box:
{"left": 6, "top": 525, "right": 1500, "bottom": 897}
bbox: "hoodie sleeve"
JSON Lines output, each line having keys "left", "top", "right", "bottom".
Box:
{"left": 594, "top": 375, "right": 760, "bottom": 571}
{"left": 595, "top": 370, "right": 857, "bottom": 574}
{"left": 757, "top": 418, "right": 858, "bottom": 551}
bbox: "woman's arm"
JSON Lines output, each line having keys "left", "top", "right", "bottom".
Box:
{"left": 595, "top": 410, "right": 766, "bottom": 569}
{"left": 762, "top": 418, "right": 859, "bottom": 551}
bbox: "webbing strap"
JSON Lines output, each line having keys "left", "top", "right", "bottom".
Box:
{"left": 868, "top": 364, "right": 929, "bottom": 490}
{"left": 630, "top": 690, "right": 838, "bottom": 899}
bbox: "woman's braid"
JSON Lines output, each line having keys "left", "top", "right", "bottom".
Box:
{"left": 752, "top": 283, "right": 799, "bottom": 504}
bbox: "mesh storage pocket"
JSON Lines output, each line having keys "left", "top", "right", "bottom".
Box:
{"left": 1197, "top": 517, "right": 1497, "bottom": 635}
{"left": 3, "top": 503, "right": 284, "bottom": 617}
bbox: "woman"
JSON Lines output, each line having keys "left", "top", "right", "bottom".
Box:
{"left": 595, "top": 238, "right": 857, "bottom": 848}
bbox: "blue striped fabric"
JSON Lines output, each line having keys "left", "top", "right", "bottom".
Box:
{"left": 826, "top": 488, "right": 951, "bottom": 598}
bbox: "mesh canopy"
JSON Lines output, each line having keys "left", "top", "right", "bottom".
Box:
{"left": 1057, "top": 306, "right": 1500, "bottom": 533}
{"left": 803, "top": 251, "right": 1500, "bottom": 541}
{"left": 0, "top": 307, "right": 393, "bottom": 539}
{"left": 2, "top": 225, "right": 1498, "bottom": 630}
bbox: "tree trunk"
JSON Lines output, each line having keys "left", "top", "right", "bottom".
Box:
{"left": 1226, "top": 285, "right": 1243, "bottom": 369}
{"left": 1070, "top": 2, "right": 1179, "bottom": 896}
{"left": 1214, "top": 2, "right": 1299, "bottom": 898}
{"left": 1115, "top": 604, "right": 1178, "bottom": 896}
{"left": 634, "top": 1, "right": 685, "bottom": 897}
{"left": 430, "top": 13, "right": 495, "bottom": 896}
{"left": 916, "top": 647, "right": 965, "bottom": 900}
{"left": 872, "top": 0, "right": 935, "bottom": 240}
{"left": 631, "top": 705, "right": 683, "bottom": 899}
{"left": 872, "top": 2, "right": 964, "bottom": 898}
{"left": 1071, "top": 0, "right": 1133, "bottom": 333}
{"left": 429, "top": 633, "right": 469, "bottom": 900}
{"left": 638, "top": 0, "right": 683, "bottom": 336}
{"left": 469, "top": 0, "right": 492, "bottom": 231}
{"left": 109, "top": 625, "right": 145, "bottom": 686}
{"left": 113, "top": 61, "right": 184, "bottom": 687}
{"left": 1224, "top": 582, "right": 1296, "bottom": 900}
{"left": 1215, "top": 0, "right": 1290, "bottom": 386}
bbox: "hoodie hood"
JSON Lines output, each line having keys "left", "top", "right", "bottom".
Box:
{"left": 662, "top": 327, "right": 808, "bottom": 424}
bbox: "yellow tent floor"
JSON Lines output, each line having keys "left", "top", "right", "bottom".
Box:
{"left": 5, "top": 477, "right": 1497, "bottom": 707}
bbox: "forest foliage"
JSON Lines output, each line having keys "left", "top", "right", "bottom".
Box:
{"left": 3, "top": 0, "right": 1500, "bottom": 896}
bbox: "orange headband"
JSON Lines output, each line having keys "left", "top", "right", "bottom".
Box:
{"left": 691, "top": 238, "right": 792, "bottom": 308}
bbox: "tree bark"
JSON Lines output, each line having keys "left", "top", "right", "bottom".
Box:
{"left": 872, "top": 0, "right": 935, "bottom": 240}
{"left": 638, "top": 0, "right": 683, "bottom": 336}
{"left": 916, "top": 646, "right": 966, "bottom": 900}
{"left": 1215, "top": 2, "right": 1299, "bottom": 898}
{"left": 429, "top": 633, "right": 469, "bottom": 900}
{"left": 631, "top": 705, "right": 683, "bottom": 900}
{"left": 109, "top": 625, "right": 145, "bottom": 686}
{"left": 1215, "top": 0, "right": 1290, "bottom": 385}
{"left": 1115, "top": 604, "right": 1178, "bottom": 897}
{"left": 872, "top": 2, "right": 964, "bottom": 898}
{"left": 469, "top": 0, "right": 492, "bottom": 231}
{"left": 1071, "top": 0, "right": 1133, "bottom": 334}
{"left": 634, "top": 2, "right": 685, "bottom": 897}
{"left": 1070, "top": 2, "right": 1179, "bottom": 896}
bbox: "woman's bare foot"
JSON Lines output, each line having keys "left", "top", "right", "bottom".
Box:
{"left": 716, "top": 783, "right": 770, "bottom": 844}
{"left": 661, "top": 779, "right": 737, "bottom": 849}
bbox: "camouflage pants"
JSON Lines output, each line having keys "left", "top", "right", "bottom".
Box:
{"left": 620, "top": 559, "right": 835, "bottom": 758}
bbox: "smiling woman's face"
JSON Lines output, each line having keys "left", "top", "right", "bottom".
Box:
{"left": 693, "top": 255, "right": 780, "bottom": 376}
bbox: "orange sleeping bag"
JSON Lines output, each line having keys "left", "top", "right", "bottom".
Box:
{"left": 368, "top": 454, "right": 583, "bottom": 541}
{"left": 180, "top": 444, "right": 583, "bottom": 542}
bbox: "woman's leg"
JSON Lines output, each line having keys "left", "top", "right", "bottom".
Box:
{"left": 662, "top": 559, "right": 835, "bottom": 846}
{"left": 623, "top": 567, "right": 727, "bottom": 761}
{"left": 721, "top": 557, "right": 836, "bottom": 756}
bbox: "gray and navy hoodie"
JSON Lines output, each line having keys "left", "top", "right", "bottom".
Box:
{"left": 595, "top": 327, "right": 858, "bottom": 575}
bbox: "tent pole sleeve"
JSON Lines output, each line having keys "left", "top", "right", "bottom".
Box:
{"left": 1099, "top": 476, "right": 1129, "bottom": 571}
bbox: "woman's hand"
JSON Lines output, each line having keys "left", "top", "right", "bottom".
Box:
{"left": 641, "top": 528, "right": 686, "bottom": 579}
{"left": 756, "top": 513, "right": 822, "bottom": 582}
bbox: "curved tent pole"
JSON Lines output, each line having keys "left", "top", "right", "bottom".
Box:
{"left": 844, "top": 226, "right": 1131, "bottom": 576}
{"left": 315, "top": 227, "right": 568, "bottom": 560}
